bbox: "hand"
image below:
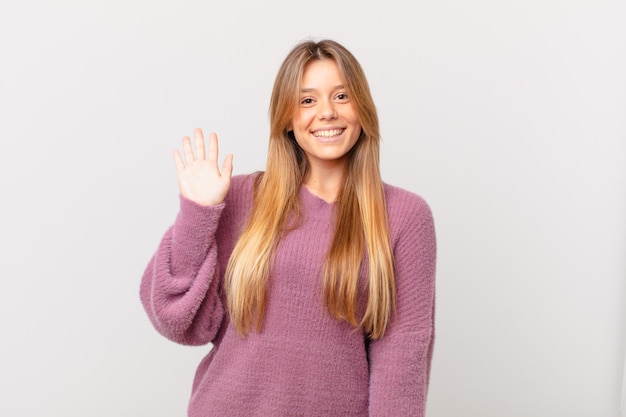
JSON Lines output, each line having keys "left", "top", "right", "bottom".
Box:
{"left": 173, "top": 128, "right": 233, "bottom": 206}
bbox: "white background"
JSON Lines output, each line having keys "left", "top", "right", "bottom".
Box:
{"left": 1, "top": 0, "right": 624, "bottom": 416}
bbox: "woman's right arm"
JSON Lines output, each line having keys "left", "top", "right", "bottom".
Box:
{"left": 139, "top": 129, "right": 233, "bottom": 345}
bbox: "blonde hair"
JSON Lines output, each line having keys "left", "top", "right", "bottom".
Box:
{"left": 224, "top": 39, "right": 395, "bottom": 339}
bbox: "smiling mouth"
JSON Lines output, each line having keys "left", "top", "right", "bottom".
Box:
{"left": 312, "top": 128, "right": 344, "bottom": 138}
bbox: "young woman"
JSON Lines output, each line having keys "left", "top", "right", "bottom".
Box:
{"left": 140, "top": 39, "right": 436, "bottom": 417}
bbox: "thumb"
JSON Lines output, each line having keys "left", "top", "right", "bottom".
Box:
{"left": 222, "top": 154, "right": 234, "bottom": 179}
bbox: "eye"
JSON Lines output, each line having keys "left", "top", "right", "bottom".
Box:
{"left": 300, "top": 97, "right": 315, "bottom": 106}
{"left": 335, "top": 93, "right": 349, "bottom": 102}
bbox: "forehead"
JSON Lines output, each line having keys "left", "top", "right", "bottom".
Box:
{"left": 300, "top": 59, "right": 344, "bottom": 87}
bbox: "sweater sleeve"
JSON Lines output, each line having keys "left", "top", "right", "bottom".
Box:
{"left": 368, "top": 195, "right": 436, "bottom": 417}
{"left": 139, "top": 195, "right": 226, "bottom": 346}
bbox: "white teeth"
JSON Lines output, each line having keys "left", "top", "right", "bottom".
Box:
{"left": 313, "top": 129, "right": 343, "bottom": 137}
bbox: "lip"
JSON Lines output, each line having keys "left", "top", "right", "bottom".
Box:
{"left": 310, "top": 128, "right": 346, "bottom": 142}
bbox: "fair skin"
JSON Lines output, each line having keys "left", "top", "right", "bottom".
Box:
{"left": 173, "top": 59, "right": 360, "bottom": 205}
{"left": 173, "top": 129, "right": 233, "bottom": 206}
{"left": 291, "top": 59, "right": 361, "bottom": 202}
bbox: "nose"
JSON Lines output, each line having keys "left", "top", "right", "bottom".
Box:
{"left": 318, "top": 99, "right": 337, "bottom": 120}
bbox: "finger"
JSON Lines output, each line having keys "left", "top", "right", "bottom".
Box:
{"left": 182, "top": 136, "right": 194, "bottom": 163}
{"left": 194, "top": 128, "right": 206, "bottom": 160}
{"left": 173, "top": 149, "right": 185, "bottom": 174}
{"left": 221, "top": 154, "right": 234, "bottom": 179}
{"left": 207, "top": 132, "right": 219, "bottom": 163}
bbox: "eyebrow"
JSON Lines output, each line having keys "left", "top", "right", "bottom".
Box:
{"left": 300, "top": 84, "right": 345, "bottom": 93}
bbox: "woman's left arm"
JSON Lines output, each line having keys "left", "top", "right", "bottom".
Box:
{"left": 368, "top": 196, "right": 437, "bottom": 417}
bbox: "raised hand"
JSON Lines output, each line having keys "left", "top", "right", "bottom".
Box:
{"left": 173, "top": 128, "right": 233, "bottom": 206}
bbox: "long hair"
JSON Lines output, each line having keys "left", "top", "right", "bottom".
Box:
{"left": 224, "top": 39, "right": 395, "bottom": 339}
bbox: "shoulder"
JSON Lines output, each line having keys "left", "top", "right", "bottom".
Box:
{"left": 213, "top": 173, "right": 259, "bottom": 236}
{"left": 383, "top": 183, "right": 433, "bottom": 224}
{"left": 220, "top": 172, "right": 262, "bottom": 223}
{"left": 230, "top": 172, "right": 259, "bottom": 194}
{"left": 224, "top": 172, "right": 260, "bottom": 204}
{"left": 383, "top": 183, "right": 436, "bottom": 249}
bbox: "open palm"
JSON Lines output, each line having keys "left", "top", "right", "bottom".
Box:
{"left": 173, "top": 128, "right": 233, "bottom": 206}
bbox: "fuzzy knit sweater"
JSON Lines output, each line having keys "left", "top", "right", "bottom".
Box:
{"left": 140, "top": 173, "right": 436, "bottom": 417}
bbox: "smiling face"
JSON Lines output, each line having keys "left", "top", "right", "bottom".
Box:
{"left": 290, "top": 59, "right": 362, "bottom": 171}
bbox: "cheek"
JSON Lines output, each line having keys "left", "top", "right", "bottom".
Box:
{"left": 294, "top": 109, "right": 316, "bottom": 128}
{"left": 293, "top": 134, "right": 309, "bottom": 152}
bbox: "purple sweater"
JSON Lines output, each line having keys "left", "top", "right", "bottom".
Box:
{"left": 140, "top": 174, "right": 436, "bottom": 417}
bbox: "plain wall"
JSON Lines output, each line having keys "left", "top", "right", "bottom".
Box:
{"left": 1, "top": 0, "right": 624, "bottom": 416}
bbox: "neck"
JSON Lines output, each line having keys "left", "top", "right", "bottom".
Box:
{"left": 303, "top": 162, "right": 345, "bottom": 203}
